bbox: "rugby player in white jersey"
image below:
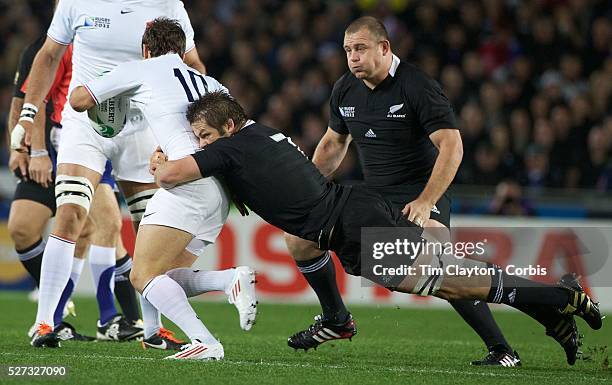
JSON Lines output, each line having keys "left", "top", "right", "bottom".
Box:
{"left": 13, "top": 0, "right": 206, "bottom": 348}
{"left": 70, "top": 18, "right": 257, "bottom": 360}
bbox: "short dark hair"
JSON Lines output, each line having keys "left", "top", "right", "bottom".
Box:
{"left": 186, "top": 91, "right": 247, "bottom": 132}
{"left": 345, "top": 16, "right": 389, "bottom": 41}
{"left": 141, "top": 17, "right": 186, "bottom": 57}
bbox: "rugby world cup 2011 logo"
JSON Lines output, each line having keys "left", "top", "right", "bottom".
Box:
{"left": 340, "top": 106, "right": 355, "bottom": 118}
{"left": 82, "top": 16, "right": 111, "bottom": 29}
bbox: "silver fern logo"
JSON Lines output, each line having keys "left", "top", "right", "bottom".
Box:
{"left": 387, "top": 103, "right": 405, "bottom": 118}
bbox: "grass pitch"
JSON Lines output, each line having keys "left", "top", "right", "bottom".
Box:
{"left": 0, "top": 292, "right": 610, "bottom": 385}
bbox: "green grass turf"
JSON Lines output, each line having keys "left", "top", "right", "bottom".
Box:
{"left": 0, "top": 292, "right": 610, "bottom": 385}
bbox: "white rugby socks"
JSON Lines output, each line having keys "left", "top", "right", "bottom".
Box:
{"left": 166, "top": 268, "right": 235, "bottom": 297}
{"left": 143, "top": 275, "right": 217, "bottom": 345}
{"left": 140, "top": 294, "right": 162, "bottom": 339}
{"left": 36, "top": 235, "right": 74, "bottom": 328}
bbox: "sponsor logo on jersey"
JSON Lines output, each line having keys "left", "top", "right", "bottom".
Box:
{"left": 365, "top": 129, "right": 377, "bottom": 138}
{"left": 387, "top": 103, "right": 406, "bottom": 118}
{"left": 82, "top": 16, "right": 111, "bottom": 29}
{"left": 339, "top": 106, "right": 355, "bottom": 118}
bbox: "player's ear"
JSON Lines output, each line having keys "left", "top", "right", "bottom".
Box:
{"left": 142, "top": 44, "right": 150, "bottom": 59}
{"left": 226, "top": 119, "right": 235, "bottom": 134}
{"left": 380, "top": 40, "right": 390, "bottom": 55}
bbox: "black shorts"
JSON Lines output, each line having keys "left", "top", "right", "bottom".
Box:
{"left": 367, "top": 183, "right": 451, "bottom": 228}
{"left": 329, "top": 185, "right": 421, "bottom": 280}
{"left": 13, "top": 169, "right": 56, "bottom": 215}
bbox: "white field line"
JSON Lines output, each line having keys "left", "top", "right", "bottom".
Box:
{"left": 0, "top": 352, "right": 609, "bottom": 382}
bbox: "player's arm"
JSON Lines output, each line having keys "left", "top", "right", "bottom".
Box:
{"left": 402, "top": 71, "right": 462, "bottom": 225}
{"left": 312, "top": 128, "right": 352, "bottom": 178}
{"left": 7, "top": 97, "right": 23, "bottom": 147}
{"left": 69, "top": 87, "right": 96, "bottom": 112}
{"left": 151, "top": 149, "right": 201, "bottom": 189}
{"left": 183, "top": 48, "right": 206, "bottom": 74}
{"left": 417, "top": 129, "right": 463, "bottom": 207}
{"left": 70, "top": 62, "right": 141, "bottom": 112}
{"left": 151, "top": 144, "right": 230, "bottom": 189}
{"left": 20, "top": 39, "right": 67, "bottom": 146}
{"left": 174, "top": 0, "right": 206, "bottom": 74}
{"left": 7, "top": 96, "right": 29, "bottom": 178}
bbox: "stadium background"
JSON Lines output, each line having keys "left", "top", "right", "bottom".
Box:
{"left": 0, "top": 0, "right": 610, "bottom": 310}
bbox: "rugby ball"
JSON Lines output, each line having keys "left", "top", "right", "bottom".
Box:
{"left": 87, "top": 95, "right": 130, "bottom": 138}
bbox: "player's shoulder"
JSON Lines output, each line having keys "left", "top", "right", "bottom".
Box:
{"left": 331, "top": 71, "right": 357, "bottom": 99}
{"left": 395, "top": 61, "right": 438, "bottom": 89}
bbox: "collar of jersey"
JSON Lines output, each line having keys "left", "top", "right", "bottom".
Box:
{"left": 389, "top": 54, "right": 400, "bottom": 77}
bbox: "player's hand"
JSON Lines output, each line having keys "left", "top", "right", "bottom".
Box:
{"left": 402, "top": 198, "right": 432, "bottom": 227}
{"left": 149, "top": 146, "right": 167, "bottom": 175}
{"left": 10, "top": 123, "right": 28, "bottom": 152}
{"left": 8, "top": 150, "right": 29, "bottom": 180}
{"left": 21, "top": 119, "right": 34, "bottom": 147}
{"left": 28, "top": 155, "right": 53, "bottom": 188}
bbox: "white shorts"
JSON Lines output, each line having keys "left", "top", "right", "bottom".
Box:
{"left": 57, "top": 107, "right": 156, "bottom": 183}
{"left": 139, "top": 177, "right": 229, "bottom": 256}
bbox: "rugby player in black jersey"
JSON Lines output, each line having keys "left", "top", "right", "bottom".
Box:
{"left": 283, "top": 16, "right": 583, "bottom": 366}
{"left": 149, "top": 91, "right": 601, "bottom": 365}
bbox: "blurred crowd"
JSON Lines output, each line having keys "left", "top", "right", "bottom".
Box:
{"left": 0, "top": 0, "right": 610, "bottom": 195}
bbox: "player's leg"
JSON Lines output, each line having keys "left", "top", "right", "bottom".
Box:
{"left": 31, "top": 163, "right": 101, "bottom": 348}
{"left": 285, "top": 233, "right": 350, "bottom": 323}
{"left": 393, "top": 248, "right": 602, "bottom": 331}
{"left": 100, "top": 161, "right": 142, "bottom": 324}
{"left": 53, "top": 217, "right": 94, "bottom": 342}
{"left": 285, "top": 234, "right": 356, "bottom": 351}
{"left": 8, "top": 199, "right": 52, "bottom": 290}
{"left": 88, "top": 184, "right": 120, "bottom": 324}
{"left": 114, "top": 232, "right": 141, "bottom": 324}
{"left": 166, "top": 247, "right": 257, "bottom": 332}
{"left": 424, "top": 217, "right": 516, "bottom": 365}
{"left": 88, "top": 182, "right": 143, "bottom": 341}
{"left": 9, "top": 172, "right": 92, "bottom": 340}
{"left": 131, "top": 225, "right": 224, "bottom": 360}
{"left": 116, "top": 180, "right": 164, "bottom": 343}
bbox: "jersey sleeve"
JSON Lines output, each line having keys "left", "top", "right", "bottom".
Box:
{"left": 190, "top": 141, "right": 233, "bottom": 177}
{"left": 328, "top": 77, "right": 349, "bottom": 135}
{"left": 84, "top": 61, "right": 142, "bottom": 104}
{"left": 404, "top": 70, "right": 458, "bottom": 135}
{"left": 204, "top": 76, "right": 229, "bottom": 94}
{"left": 173, "top": 1, "right": 196, "bottom": 54}
{"left": 47, "top": 0, "right": 76, "bottom": 45}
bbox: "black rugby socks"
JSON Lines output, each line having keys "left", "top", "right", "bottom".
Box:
{"left": 296, "top": 252, "right": 349, "bottom": 323}
{"left": 449, "top": 299, "right": 512, "bottom": 353}
{"left": 114, "top": 254, "right": 141, "bottom": 323}
{"left": 17, "top": 238, "right": 45, "bottom": 287}
{"left": 487, "top": 266, "right": 569, "bottom": 308}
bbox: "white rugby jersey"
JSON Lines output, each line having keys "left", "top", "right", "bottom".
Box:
{"left": 49, "top": 0, "right": 195, "bottom": 91}
{"left": 85, "top": 54, "right": 227, "bottom": 160}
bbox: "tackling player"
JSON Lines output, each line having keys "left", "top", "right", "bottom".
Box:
{"left": 69, "top": 18, "right": 257, "bottom": 360}
{"left": 150, "top": 91, "right": 602, "bottom": 359}
{"left": 13, "top": 0, "right": 206, "bottom": 348}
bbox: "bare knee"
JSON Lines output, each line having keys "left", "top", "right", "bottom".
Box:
{"left": 129, "top": 268, "right": 148, "bottom": 293}
{"left": 8, "top": 219, "right": 38, "bottom": 249}
{"left": 79, "top": 217, "right": 96, "bottom": 242}
{"left": 284, "top": 233, "right": 322, "bottom": 261}
{"left": 53, "top": 205, "right": 89, "bottom": 241}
